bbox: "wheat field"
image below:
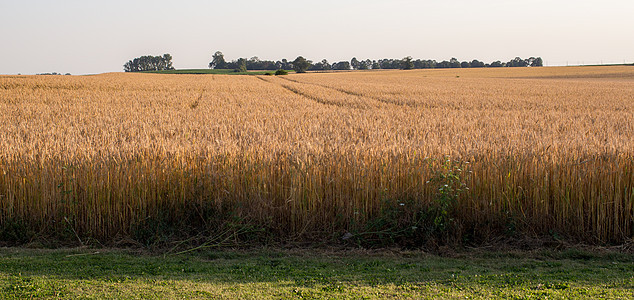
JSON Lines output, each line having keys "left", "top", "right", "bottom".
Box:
{"left": 0, "top": 66, "right": 633, "bottom": 246}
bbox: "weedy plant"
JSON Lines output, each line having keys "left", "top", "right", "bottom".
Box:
{"left": 427, "top": 157, "right": 468, "bottom": 237}
{"left": 349, "top": 157, "right": 470, "bottom": 248}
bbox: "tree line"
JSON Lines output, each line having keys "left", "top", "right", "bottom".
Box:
{"left": 123, "top": 51, "right": 542, "bottom": 72}
{"left": 209, "top": 51, "right": 543, "bottom": 73}
{"left": 124, "top": 54, "right": 174, "bottom": 72}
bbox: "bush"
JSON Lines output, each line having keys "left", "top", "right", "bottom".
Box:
{"left": 264, "top": 72, "right": 273, "bottom": 76}
{"left": 275, "top": 69, "right": 288, "bottom": 76}
{"left": 0, "top": 218, "right": 32, "bottom": 245}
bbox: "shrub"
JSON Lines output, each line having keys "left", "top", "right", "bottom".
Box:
{"left": 0, "top": 219, "right": 32, "bottom": 246}
{"left": 275, "top": 69, "right": 288, "bottom": 75}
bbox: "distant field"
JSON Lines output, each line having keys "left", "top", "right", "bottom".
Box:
{"left": 0, "top": 66, "right": 632, "bottom": 247}
{"left": 141, "top": 69, "right": 294, "bottom": 75}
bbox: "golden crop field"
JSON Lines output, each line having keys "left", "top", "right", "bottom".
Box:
{"left": 0, "top": 66, "right": 633, "bottom": 246}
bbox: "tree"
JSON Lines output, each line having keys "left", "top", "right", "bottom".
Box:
{"left": 310, "top": 59, "right": 331, "bottom": 71}
{"left": 124, "top": 54, "right": 175, "bottom": 72}
{"left": 470, "top": 59, "right": 485, "bottom": 68}
{"left": 320, "top": 59, "right": 331, "bottom": 70}
{"left": 364, "top": 59, "right": 373, "bottom": 69}
{"left": 529, "top": 57, "right": 543, "bottom": 67}
{"left": 489, "top": 61, "right": 504, "bottom": 67}
{"left": 162, "top": 54, "right": 174, "bottom": 70}
{"left": 507, "top": 57, "right": 528, "bottom": 67}
{"left": 332, "top": 61, "right": 351, "bottom": 70}
{"left": 209, "top": 51, "right": 226, "bottom": 69}
{"left": 292, "top": 56, "right": 312, "bottom": 73}
{"left": 275, "top": 59, "right": 292, "bottom": 70}
{"left": 401, "top": 56, "right": 414, "bottom": 70}
{"left": 248, "top": 56, "right": 260, "bottom": 69}
{"left": 379, "top": 59, "right": 401, "bottom": 69}
{"left": 436, "top": 60, "right": 449, "bottom": 68}
{"left": 234, "top": 58, "right": 247, "bottom": 72}
{"left": 350, "top": 57, "right": 360, "bottom": 70}
{"left": 357, "top": 59, "right": 372, "bottom": 70}
{"left": 449, "top": 58, "right": 461, "bottom": 68}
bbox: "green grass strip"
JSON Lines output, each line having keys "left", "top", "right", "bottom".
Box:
{"left": 0, "top": 248, "right": 632, "bottom": 299}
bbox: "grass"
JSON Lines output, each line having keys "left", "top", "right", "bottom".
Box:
{"left": 141, "top": 69, "right": 294, "bottom": 75}
{"left": 0, "top": 248, "right": 631, "bottom": 299}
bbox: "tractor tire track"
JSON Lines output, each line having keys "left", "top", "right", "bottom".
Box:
{"left": 255, "top": 76, "right": 373, "bottom": 109}
{"left": 276, "top": 76, "right": 416, "bottom": 108}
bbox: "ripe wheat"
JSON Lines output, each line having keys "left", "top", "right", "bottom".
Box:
{"left": 0, "top": 66, "right": 632, "bottom": 244}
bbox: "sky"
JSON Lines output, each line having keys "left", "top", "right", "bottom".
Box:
{"left": 1, "top": 0, "right": 633, "bottom": 75}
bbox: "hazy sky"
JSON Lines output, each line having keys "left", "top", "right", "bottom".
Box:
{"left": 1, "top": 0, "right": 633, "bottom": 74}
